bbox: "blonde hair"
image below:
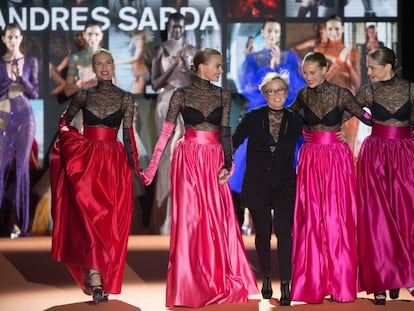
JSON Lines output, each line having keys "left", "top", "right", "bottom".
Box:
{"left": 92, "top": 48, "right": 113, "bottom": 64}
{"left": 259, "top": 72, "right": 289, "bottom": 93}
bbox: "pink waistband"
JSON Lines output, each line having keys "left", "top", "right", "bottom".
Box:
{"left": 371, "top": 123, "right": 411, "bottom": 139}
{"left": 184, "top": 128, "right": 220, "bottom": 145}
{"left": 309, "top": 130, "right": 339, "bottom": 144}
{"left": 83, "top": 126, "right": 118, "bottom": 140}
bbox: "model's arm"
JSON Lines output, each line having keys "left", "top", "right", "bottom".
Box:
{"left": 122, "top": 92, "right": 141, "bottom": 175}
{"left": 18, "top": 57, "right": 39, "bottom": 99}
{"left": 151, "top": 45, "right": 174, "bottom": 90}
{"left": 342, "top": 88, "right": 371, "bottom": 126}
{"left": 348, "top": 49, "right": 361, "bottom": 92}
{"left": 117, "top": 36, "right": 145, "bottom": 65}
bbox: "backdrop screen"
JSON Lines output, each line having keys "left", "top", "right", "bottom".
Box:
{"left": 0, "top": 0, "right": 401, "bottom": 164}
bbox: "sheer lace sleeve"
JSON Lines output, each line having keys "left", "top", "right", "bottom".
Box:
{"left": 122, "top": 92, "right": 134, "bottom": 129}
{"left": 221, "top": 89, "right": 231, "bottom": 127}
{"left": 121, "top": 91, "right": 140, "bottom": 173}
{"left": 165, "top": 88, "right": 184, "bottom": 124}
{"left": 64, "top": 88, "right": 87, "bottom": 124}
{"left": 340, "top": 87, "right": 371, "bottom": 126}
{"left": 288, "top": 88, "right": 305, "bottom": 113}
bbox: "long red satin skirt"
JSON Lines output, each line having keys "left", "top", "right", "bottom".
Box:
{"left": 50, "top": 126, "right": 133, "bottom": 295}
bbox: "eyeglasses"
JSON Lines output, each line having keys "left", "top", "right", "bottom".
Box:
{"left": 264, "top": 88, "right": 288, "bottom": 95}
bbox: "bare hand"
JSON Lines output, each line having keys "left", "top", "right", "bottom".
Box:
{"left": 218, "top": 168, "right": 230, "bottom": 185}
{"left": 270, "top": 46, "right": 281, "bottom": 69}
{"left": 336, "top": 130, "right": 346, "bottom": 142}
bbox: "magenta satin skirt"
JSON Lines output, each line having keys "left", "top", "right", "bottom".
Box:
{"left": 166, "top": 128, "right": 259, "bottom": 308}
{"left": 357, "top": 124, "right": 414, "bottom": 294}
{"left": 292, "top": 131, "right": 358, "bottom": 303}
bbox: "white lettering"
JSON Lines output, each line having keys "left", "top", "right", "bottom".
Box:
{"left": 50, "top": 7, "right": 70, "bottom": 31}
{"left": 159, "top": 7, "right": 176, "bottom": 31}
{"left": 91, "top": 7, "right": 111, "bottom": 30}
{"left": 71, "top": 7, "right": 89, "bottom": 31}
{"left": 199, "top": 7, "right": 220, "bottom": 30}
{"left": 0, "top": 6, "right": 220, "bottom": 32}
{"left": 137, "top": 7, "right": 157, "bottom": 30}
{"left": 9, "top": 7, "right": 27, "bottom": 30}
{"left": 0, "top": 11, "right": 5, "bottom": 30}
{"left": 118, "top": 7, "right": 138, "bottom": 31}
{"left": 30, "top": 7, "right": 49, "bottom": 31}
{"left": 181, "top": 7, "right": 199, "bottom": 31}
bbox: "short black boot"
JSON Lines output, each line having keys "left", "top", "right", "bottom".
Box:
{"left": 280, "top": 281, "right": 291, "bottom": 306}
{"left": 261, "top": 275, "right": 273, "bottom": 299}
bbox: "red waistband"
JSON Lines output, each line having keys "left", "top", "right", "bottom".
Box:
{"left": 184, "top": 128, "right": 220, "bottom": 144}
{"left": 371, "top": 123, "right": 411, "bottom": 139}
{"left": 83, "top": 126, "right": 118, "bottom": 140}
{"left": 309, "top": 130, "right": 339, "bottom": 144}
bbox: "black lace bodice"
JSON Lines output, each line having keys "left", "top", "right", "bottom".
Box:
{"left": 63, "top": 80, "right": 139, "bottom": 172}
{"left": 166, "top": 76, "right": 231, "bottom": 130}
{"left": 268, "top": 108, "right": 283, "bottom": 144}
{"left": 289, "top": 80, "right": 370, "bottom": 131}
{"left": 65, "top": 80, "right": 134, "bottom": 129}
{"left": 355, "top": 75, "right": 414, "bottom": 127}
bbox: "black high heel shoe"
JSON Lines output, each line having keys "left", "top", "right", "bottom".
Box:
{"left": 91, "top": 285, "right": 108, "bottom": 303}
{"left": 374, "top": 291, "right": 386, "bottom": 305}
{"left": 280, "top": 281, "right": 291, "bottom": 306}
{"left": 389, "top": 288, "right": 399, "bottom": 299}
{"left": 261, "top": 276, "right": 273, "bottom": 299}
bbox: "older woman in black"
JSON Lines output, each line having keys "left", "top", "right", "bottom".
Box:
{"left": 232, "top": 72, "right": 303, "bottom": 306}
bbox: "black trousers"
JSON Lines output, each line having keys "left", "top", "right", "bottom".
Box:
{"left": 247, "top": 177, "right": 295, "bottom": 282}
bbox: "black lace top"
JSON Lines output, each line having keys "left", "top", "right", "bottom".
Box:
{"left": 63, "top": 80, "right": 138, "bottom": 171}
{"left": 268, "top": 108, "right": 283, "bottom": 144}
{"left": 289, "top": 80, "right": 371, "bottom": 131}
{"left": 65, "top": 80, "right": 134, "bottom": 129}
{"left": 355, "top": 75, "right": 414, "bottom": 127}
{"left": 166, "top": 76, "right": 231, "bottom": 130}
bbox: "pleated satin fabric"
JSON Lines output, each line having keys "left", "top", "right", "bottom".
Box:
{"left": 166, "top": 128, "right": 259, "bottom": 308}
{"left": 50, "top": 126, "right": 133, "bottom": 295}
{"left": 357, "top": 124, "right": 414, "bottom": 294}
{"left": 291, "top": 131, "right": 358, "bottom": 303}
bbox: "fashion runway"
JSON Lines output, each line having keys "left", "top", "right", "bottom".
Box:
{"left": 0, "top": 235, "right": 413, "bottom": 311}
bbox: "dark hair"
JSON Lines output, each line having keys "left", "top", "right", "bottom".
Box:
{"left": 2, "top": 22, "right": 23, "bottom": 35}
{"left": 303, "top": 51, "right": 328, "bottom": 68}
{"left": 1, "top": 23, "right": 24, "bottom": 55}
{"left": 367, "top": 47, "right": 398, "bottom": 72}
{"left": 365, "top": 24, "right": 379, "bottom": 42}
{"left": 168, "top": 12, "right": 186, "bottom": 24}
{"left": 83, "top": 19, "right": 103, "bottom": 31}
{"left": 261, "top": 19, "right": 280, "bottom": 30}
{"left": 326, "top": 14, "right": 343, "bottom": 25}
{"left": 191, "top": 48, "right": 221, "bottom": 74}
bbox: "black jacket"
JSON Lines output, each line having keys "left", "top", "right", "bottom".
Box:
{"left": 232, "top": 106, "right": 303, "bottom": 207}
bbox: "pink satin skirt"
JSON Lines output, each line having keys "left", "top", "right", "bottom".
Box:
{"left": 166, "top": 128, "right": 259, "bottom": 308}
{"left": 357, "top": 124, "right": 414, "bottom": 293}
{"left": 292, "top": 131, "right": 358, "bottom": 303}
